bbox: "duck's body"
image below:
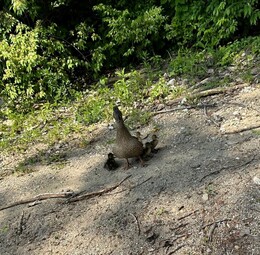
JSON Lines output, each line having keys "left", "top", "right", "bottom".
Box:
{"left": 112, "top": 106, "right": 144, "bottom": 169}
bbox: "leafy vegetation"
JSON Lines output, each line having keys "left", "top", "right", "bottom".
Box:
{"left": 0, "top": 0, "right": 259, "bottom": 153}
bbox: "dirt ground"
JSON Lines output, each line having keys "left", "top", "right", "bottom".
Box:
{"left": 0, "top": 84, "right": 260, "bottom": 255}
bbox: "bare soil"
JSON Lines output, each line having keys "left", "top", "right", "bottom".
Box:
{"left": 0, "top": 84, "right": 260, "bottom": 255}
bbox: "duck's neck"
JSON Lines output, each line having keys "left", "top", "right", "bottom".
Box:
{"left": 116, "top": 122, "right": 131, "bottom": 139}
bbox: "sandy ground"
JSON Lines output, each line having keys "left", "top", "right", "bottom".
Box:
{"left": 0, "top": 84, "right": 260, "bottom": 255}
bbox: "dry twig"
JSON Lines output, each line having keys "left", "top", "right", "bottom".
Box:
{"left": 0, "top": 175, "right": 132, "bottom": 211}
{"left": 129, "top": 176, "right": 152, "bottom": 191}
{"left": 152, "top": 104, "right": 217, "bottom": 116}
{"left": 130, "top": 213, "right": 141, "bottom": 235}
{"left": 166, "top": 84, "right": 248, "bottom": 107}
{"left": 177, "top": 209, "right": 199, "bottom": 221}
{"left": 67, "top": 175, "right": 131, "bottom": 203}
{"left": 207, "top": 222, "right": 217, "bottom": 242}
{"left": 201, "top": 218, "right": 231, "bottom": 230}
{"left": 0, "top": 192, "right": 74, "bottom": 211}
{"left": 170, "top": 223, "right": 189, "bottom": 231}
{"left": 200, "top": 155, "right": 256, "bottom": 182}
{"left": 223, "top": 124, "right": 260, "bottom": 134}
{"left": 18, "top": 211, "right": 25, "bottom": 235}
{"left": 167, "top": 244, "right": 186, "bottom": 255}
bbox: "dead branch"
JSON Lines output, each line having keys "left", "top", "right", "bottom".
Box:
{"left": 167, "top": 244, "right": 186, "bottom": 255}
{"left": 201, "top": 218, "right": 231, "bottom": 230}
{"left": 166, "top": 84, "right": 248, "bottom": 107}
{"left": 0, "top": 175, "right": 131, "bottom": 211}
{"left": 207, "top": 222, "right": 217, "bottom": 242}
{"left": 130, "top": 213, "right": 141, "bottom": 235}
{"left": 172, "top": 234, "right": 188, "bottom": 243}
{"left": 18, "top": 211, "right": 25, "bottom": 235}
{"left": 200, "top": 170, "right": 221, "bottom": 182}
{"left": 177, "top": 209, "right": 199, "bottom": 221}
{"left": 223, "top": 124, "right": 260, "bottom": 134}
{"left": 203, "top": 105, "right": 221, "bottom": 127}
{"left": 152, "top": 104, "right": 217, "bottom": 116}
{"left": 129, "top": 176, "right": 152, "bottom": 191}
{"left": 200, "top": 155, "right": 256, "bottom": 182}
{"left": 170, "top": 223, "right": 189, "bottom": 231}
{"left": 0, "top": 192, "right": 74, "bottom": 211}
{"left": 67, "top": 175, "right": 131, "bottom": 203}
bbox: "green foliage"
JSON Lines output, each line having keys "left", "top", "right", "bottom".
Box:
{"left": 165, "top": 0, "right": 260, "bottom": 47}
{"left": 0, "top": 0, "right": 260, "bottom": 154}
{"left": 93, "top": 5, "right": 166, "bottom": 67}
{"left": 127, "top": 109, "right": 151, "bottom": 128}
{"left": 0, "top": 1, "right": 259, "bottom": 111}
{"left": 113, "top": 69, "right": 146, "bottom": 105}
{"left": 0, "top": 22, "right": 86, "bottom": 110}
{"left": 168, "top": 49, "right": 208, "bottom": 78}
{"left": 75, "top": 95, "right": 109, "bottom": 125}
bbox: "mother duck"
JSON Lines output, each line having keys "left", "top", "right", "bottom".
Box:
{"left": 112, "top": 106, "right": 144, "bottom": 169}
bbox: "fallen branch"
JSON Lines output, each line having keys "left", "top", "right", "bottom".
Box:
{"left": 166, "top": 84, "right": 248, "bottom": 107}
{"left": 177, "top": 209, "right": 199, "bottom": 221}
{"left": 200, "top": 170, "right": 221, "bottom": 182}
{"left": 172, "top": 234, "right": 189, "bottom": 243}
{"left": 223, "top": 124, "right": 260, "bottom": 134}
{"left": 0, "top": 192, "right": 74, "bottom": 211}
{"left": 0, "top": 175, "right": 132, "bottom": 211}
{"left": 207, "top": 222, "right": 217, "bottom": 242}
{"left": 167, "top": 244, "right": 186, "bottom": 255}
{"left": 18, "top": 211, "right": 25, "bottom": 235}
{"left": 203, "top": 105, "right": 221, "bottom": 127}
{"left": 170, "top": 223, "right": 189, "bottom": 231}
{"left": 129, "top": 176, "right": 152, "bottom": 191}
{"left": 67, "top": 175, "right": 131, "bottom": 203}
{"left": 200, "top": 155, "right": 256, "bottom": 182}
{"left": 152, "top": 104, "right": 217, "bottom": 116}
{"left": 201, "top": 218, "right": 231, "bottom": 231}
{"left": 130, "top": 213, "right": 141, "bottom": 235}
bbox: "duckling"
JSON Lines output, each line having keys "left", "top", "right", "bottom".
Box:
{"left": 150, "top": 134, "right": 159, "bottom": 153}
{"left": 104, "top": 153, "right": 119, "bottom": 171}
{"left": 112, "top": 106, "right": 144, "bottom": 169}
{"left": 142, "top": 142, "right": 153, "bottom": 160}
{"left": 135, "top": 131, "right": 143, "bottom": 143}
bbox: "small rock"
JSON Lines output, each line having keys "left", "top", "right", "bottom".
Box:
{"left": 202, "top": 193, "right": 209, "bottom": 201}
{"left": 251, "top": 68, "right": 259, "bottom": 75}
{"left": 180, "top": 97, "right": 187, "bottom": 104}
{"left": 3, "top": 119, "right": 14, "bottom": 126}
{"left": 227, "top": 66, "right": 236, "bottom": 72}
{"left": 157, "top": 104, "right": 165, "bottom": 111}
{"left": 236, "top": 77, "right": 243, "bottom": 83}
{"left": 207, "top": 68, "right": 214, "bottom": 74}
{"left": 167, "top": 78, "right": 176, "bottom": 86}
{"left": 253, "top": 176, "right": 260, "bottom": 185}
{"left": 163, "top": 73, "right": 170, "bottom": 80}
{"left": 181, "top": 78, "right": 189, "bottom": 86}
{"left": 241, "top": 86, "right": 254, "bottom": 93}
{"left": 206, "top": 248, "right": 212, "bottom": 253}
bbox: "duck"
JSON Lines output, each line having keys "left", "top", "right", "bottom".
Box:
{"left": 104, "top": 153, "right": 119, "bottom": 171}
{"left": 112, "top": 106, "right": 144, "bottom": 169}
